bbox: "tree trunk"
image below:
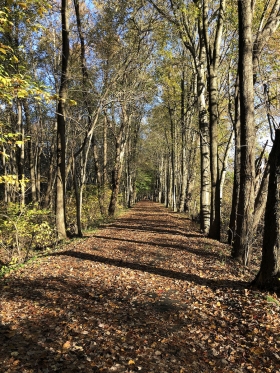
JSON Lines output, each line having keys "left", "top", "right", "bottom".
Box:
{"left": 232, "top": 0, "right": 255, "bottom": 265}
{"left": 43, "top": 142, "right": 56, "bottom": 209}
{"left": 179, "top": 71, "right": 188, "bottom": 213}
{"left": 73, "top": 161, "right": 83, "bottom": 237}
{"left": 252, "top": 128, "right": 280, "bottom": 290}
{"left": 208, "top": 67, "right": 220, "bottom": 240}
{"left": 197, "top": 66, "right": 211, "bottom": 234}
{"left": 92, "top": 134, "right": 107, "bottom": 216}
{"left": 202, "top": 0, "right": 226, "bottom": 240}
{"left": 16, "top": 100, "right": 25, "bottom": 209}
{"left": 252, "top": 160, "right": 270, "bottom": 234}
{"left": 56, "top": 0, "right": 69, "bottom": 239}
{"left": 220, "top": 129, "right": 234, "bottom": 202}
{"left": 23, "top": 100, "right": 38, "bottom": 203}
{"left": 228, "top": 78, "right": 241, "bottom": 245}
{"left": 108, "top": 115, "right": 130, "bottom": 216}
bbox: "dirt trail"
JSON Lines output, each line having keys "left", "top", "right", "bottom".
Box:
{"left": 0, "top": 201, "right": 280, "bottom": 372}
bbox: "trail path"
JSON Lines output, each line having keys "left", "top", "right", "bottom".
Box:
{"left": 1, "top": 201, "right": 280, "bottom": 372}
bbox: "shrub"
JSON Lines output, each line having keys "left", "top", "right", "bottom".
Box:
{"left": 0, "top": 203, "right": 57, "bottom": 264}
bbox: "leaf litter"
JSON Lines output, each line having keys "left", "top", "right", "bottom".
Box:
{"left": 0, "top": 201, "right": 280, "bottom": 373}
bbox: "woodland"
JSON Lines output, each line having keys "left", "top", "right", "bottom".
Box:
{"left": 0, "top": 0, "right": 280, "bottom": 370}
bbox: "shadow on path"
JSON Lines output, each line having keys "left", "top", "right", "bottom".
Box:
{"left": 93, "top": 234, "right": 224, "bottom": 261}
{"left": 50, "top": 250, "right": 248, "bottom": 290}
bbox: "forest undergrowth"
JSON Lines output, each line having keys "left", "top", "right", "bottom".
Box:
{"left": 0, "top": 201, "right": 280, "bottom": 373}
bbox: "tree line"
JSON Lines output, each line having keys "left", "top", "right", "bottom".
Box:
{"left": 0, "top": 0, "right": 280, "bottom": 289}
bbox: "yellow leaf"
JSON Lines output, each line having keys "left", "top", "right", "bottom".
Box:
{"left": 11, "top": 55, "right": 19, "bottom": 63}
{"left": 18, "top": 3, "right": 27, "bottom": 9}
{"left": 69, "top": 99, "right": 77, "bottom": 106}
{"left": 128, "top": 360, "right": 135, "bottom": 365}
{"left": 62, "top": 341, "right": 71, "bottom": 352}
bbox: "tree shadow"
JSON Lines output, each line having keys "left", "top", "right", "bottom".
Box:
{"left": 108, "top": 223, "right": 202, "bottom": 237}
{"left": 49, "top": 250, "right": 247, "bottom": 290}
{"left": 93, "top": 234, "right": 225, "bottom": 261}
{"left": 0, "top": 275, "right": 229, "bottom": 372}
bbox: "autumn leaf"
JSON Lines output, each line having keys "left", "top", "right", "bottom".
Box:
{"left": 62, "top": 341, "right": 71, "bottom": 352}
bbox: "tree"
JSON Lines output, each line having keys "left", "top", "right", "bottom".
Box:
{"left": 231, "top": 0, "right": 255, "bottom": 265}
{"left": 202, "top": 0, "right": 226, "bottom": 240}
{"left": 252, "top": 128, "right": 280, "bottom": 290}
{"left": 56, "top": 0, "right": 69, "bottom": 239}
{"left": 232, "top": 0, "right": 280, "bottom": 264}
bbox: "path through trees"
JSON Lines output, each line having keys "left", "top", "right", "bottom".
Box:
{"left": 1, "top": 201, "right": 279, "bottom": 372}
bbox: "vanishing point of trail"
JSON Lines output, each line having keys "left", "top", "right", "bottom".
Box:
{"left": 0, "top": 201, "right": 279, "bottom": 372}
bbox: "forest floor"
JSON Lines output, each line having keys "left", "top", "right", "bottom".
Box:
{"left": 0, "top": 201, "right": 280, "bottom": 373}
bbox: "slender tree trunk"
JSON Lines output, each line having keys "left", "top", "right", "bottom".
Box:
{"left": 92, "top": 134, "right": 107, "bottom": 216}
{"left": 43, "top": 142, "right": 55, "bottom": 209}
{"left": 203, "top": 0, "right": 226, "bottom": 240}
{"left": 197, "top": 66, "right": 211, "bottom": 234}
{"left": 16, "top": 100, "right": 25, "bottom": 209}
{"left": 220, "top": 129, "right": 234, "bottom": 202}
{"left": 103, "top": 115, "right": 108, "bottom": 185}
{"left": 168, "top": 106, "right": 177, "bottom": 212}
{"left": 185, "top": 130, "right": 198, "bottom": 213}
{"left": 252, "top": 160, "right": 270, "bottom": 234}
{"left": 232, "top": 0, "right": 255, "bottom": 265}
{"left": 228, "top": 76, "right": 241, "bottom": 245}
{"left": 179, "top": 71, "right": 188, "bottom": 213}
{"left": 158, "top": 155, "right": 164, "bottom": 204}
{"left": 208, "top": 67, "right": 220, "bottom": 240}
{"left": 23, "top": 100, "right": 37, "bottom": 203}
{"left": 73, "top": 161, "right": 82, "bottom": 237}
{"left": 108, "top": 115, "right": 130, "bottom": 216}
{"left": 56, "top": 0, "right": 69, "bottom": 239}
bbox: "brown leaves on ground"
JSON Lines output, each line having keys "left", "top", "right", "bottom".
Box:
{"left": 0, "top": 201, "right": 280, "bottom": 373}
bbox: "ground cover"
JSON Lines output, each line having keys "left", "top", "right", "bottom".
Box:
{"left": 0, "top": 201, "right": 279, "bottom": 372}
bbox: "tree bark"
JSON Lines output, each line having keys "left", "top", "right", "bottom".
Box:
{"left": 56, "top": 0, "right": 69, "bottom": 239}
{"left": 197, "top": 66, "right": 211, "bottom": 234}
{"left": 179, "top": 70, "right": 188, "bottom": 213}
{"left": 232, "top": 0, "right": 255, "bottom": 265}
{"left": 228, "top": 73, "right": 241, "bottom": 245}
{"left": 203, "top": 0, "right": 226, "bottom": 240}
{"left": 23, "top": 99, "right": 40, "bottom": 204}
{"left": 108, "top": 112, "right": 131, "bottom": 216}
{"left": 16, "top": 100, "right": 25, "bottom": 209}
{"left": 252, "top": 129, "right": 280, "bottom": 290}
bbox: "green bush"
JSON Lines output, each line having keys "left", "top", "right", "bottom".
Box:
{"left": 0, "top": 203, "right": 57, "bottom": 264}
{"left": 66, "top": 185, "right": 112, "bottom": 232}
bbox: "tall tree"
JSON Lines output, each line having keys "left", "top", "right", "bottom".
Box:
{"left": 232, "top": 0, "right": 280, "bottom": 264}
{"left": 231, "top": 0, "right": 255, "bottom": 265}
{"left": 202, "top": 0, "right": 226, "bottom": 240}
{"left": 56, "top": 0, "right": 70, "bottom": 239}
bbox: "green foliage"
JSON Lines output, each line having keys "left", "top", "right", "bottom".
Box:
{"left": 266, "top": 295, "right": 280, "bottom": 307}
{"left": 136, "top": 171, "right": 154, "bottom": 195}
{"left": 66, "top": 186, "right": 112, "bottom": 232}
{"left": 0, "top": 203, "right": 57, "bottom": 264}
